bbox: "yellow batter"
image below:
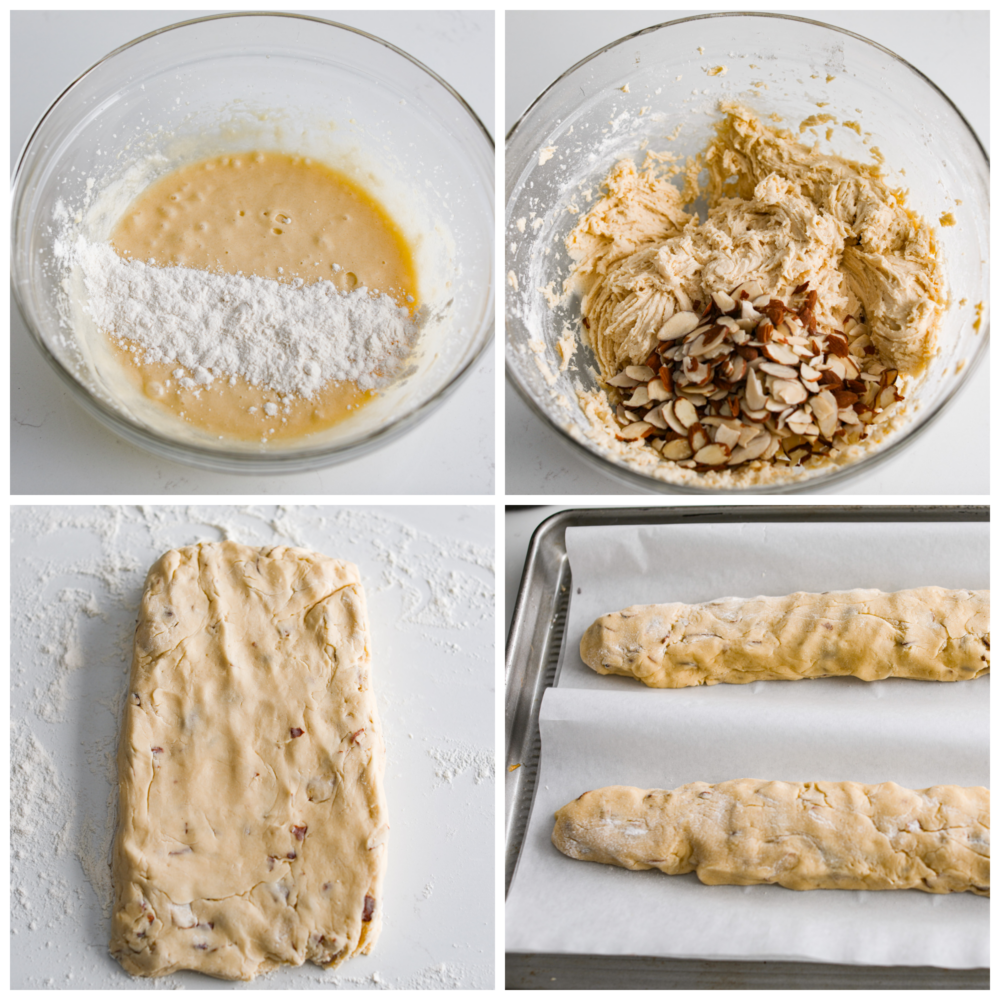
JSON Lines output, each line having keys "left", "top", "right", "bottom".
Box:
{"left": 109, "top": 152, "right": 418, "bottom": 442}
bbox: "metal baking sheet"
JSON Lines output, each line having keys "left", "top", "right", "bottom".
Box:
{"left": 504, "top": 505, "right": 989, "bottom": 990}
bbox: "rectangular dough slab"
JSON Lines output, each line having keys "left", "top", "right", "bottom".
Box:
{"left": 553, "top": 781, "right": 989, "bottom": 895}
{"left": 580, "top": 587, "right": 989, "bottom": 688}
{"left": 110, "top": 542, "right": 387, "bottom": 980}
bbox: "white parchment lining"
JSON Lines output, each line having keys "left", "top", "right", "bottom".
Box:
{"left": 505, "top": 520, "right": 988, "bottom": 968}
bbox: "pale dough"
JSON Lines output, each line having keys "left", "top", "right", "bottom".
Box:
{"left": 580, "top": 587, "right": 989, "bottom": 688}
{"left": 553, "top": 781, "right": 989, "bottom": 895}
{"left": 568, "top": 103, "right": 947, "bottom": 382}
{"left": 110, "top": 542, "right": 387, "bottom": 980}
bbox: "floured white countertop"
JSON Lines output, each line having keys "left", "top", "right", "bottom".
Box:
{"left": 11, "top": 505, "right": 495, "bottom": 989}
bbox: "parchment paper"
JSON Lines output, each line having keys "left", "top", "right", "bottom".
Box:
{"left": 505, "top": 519, "right": 989, "bottom": 968}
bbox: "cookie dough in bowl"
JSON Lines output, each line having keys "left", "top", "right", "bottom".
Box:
{"left": 505, "top": 13, "right": 988, "bottom": 493}
{"left": 13, "top": 14, "right": 494, "bottom": 474}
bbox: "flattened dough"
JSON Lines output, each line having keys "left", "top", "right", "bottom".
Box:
{"left": 553, "top": 781, "right": 990, "bottom": 895}
{"left": 581, "top": 587, "right": 989, "bottom": 688}
{"left": 110, "top": 542, "right": 388, "bottom": 980}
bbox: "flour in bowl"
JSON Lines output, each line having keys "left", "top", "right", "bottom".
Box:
{"left": 60, "top": 237, "right": 421, "bottom": 399}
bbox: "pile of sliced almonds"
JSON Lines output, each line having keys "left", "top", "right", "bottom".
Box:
{"left": 603, "top": 280, "right": 904, "bottom": 470}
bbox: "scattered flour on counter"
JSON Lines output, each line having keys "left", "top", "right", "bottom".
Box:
{"left": 428, "top": 740, "right": 495, "bottom": 787}
{"left": 56, "top": 236, "right": 421, "bottom": 397}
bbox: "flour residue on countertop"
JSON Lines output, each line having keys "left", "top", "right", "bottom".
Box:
{"left": 10, "top": 504, "right": 495, "bottom": 989}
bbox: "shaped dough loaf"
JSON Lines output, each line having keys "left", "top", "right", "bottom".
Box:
{"left": 110, "top": 542, "right": 387, "bottom": 980}
{"left": 553, "top": 781, "right": 989, "bottom": 895}
{"left": 580, "top": 587, "right": 989, "bottom": 688}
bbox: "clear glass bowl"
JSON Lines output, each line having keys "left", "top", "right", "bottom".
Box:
{"left": 505, "top": 12, "right": 989, "bottom": 494}
{"left": 12, "top": 12, "right": 494, "bottom": 474}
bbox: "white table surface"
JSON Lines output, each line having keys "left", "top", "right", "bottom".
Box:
{"left": 504, "top": 10, "right": 989, "bottom": 496}
{"left": 11, "top": 11, "right": 495, "bottom": 496}
{"left": 11, "top": 504, "right": 495, "bottom": 989}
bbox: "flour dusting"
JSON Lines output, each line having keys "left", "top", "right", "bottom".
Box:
{"left": 55, "top": 236, "right": 421, "bottom": 397}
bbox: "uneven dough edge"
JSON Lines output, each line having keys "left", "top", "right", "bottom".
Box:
{"left": 553, "top": 781, "right": 989, "bottom": 895}
{"left": 580, "top": 587, "right": 989, "bottom": 688}
{"left": 110, "top": 542, "right": 388, "bottom": 980}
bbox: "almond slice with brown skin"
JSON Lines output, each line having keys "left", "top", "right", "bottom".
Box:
{"left": 672, "top": 397, "right": 699, "bottom": 428}
{"left": 661, "top": 400, "right": 688, "bottom": 435}
{"left": 687, "top": 422, "right": 710, "bottom": 452}
{"left": 693, "top": 442, "right": 730, "bottom": 465}
{"left": 657, "top": 311, "right": 700, "bottom": 341}
{"left": 761, "top": 342, "right": 800, "bottom": 366}
{"left": 617, "top": 421, "right": 652, "bottom": 440}
{"left": 646, "top": 379, "right": 670, "bottom": 402}
{"left": 661, "top": 437, "right": 694, "bottom": 460}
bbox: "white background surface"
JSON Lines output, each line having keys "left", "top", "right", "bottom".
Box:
{"left": 505, "top": 516, "right": 988, "bottom": 967}
{"left": 504, "top": 10, "right": 989, "bottom": 496}
{"left": 11, "top": 11, "right": 495, "bottom": 496}
{"left": 11, "top": 505, "right": 495, "bottom": 988}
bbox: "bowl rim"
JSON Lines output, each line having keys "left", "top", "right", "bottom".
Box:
{"left": 12, "top": 11, "right": 496, "bottom": 473}
{"left": 504, "top": 10, "right": 990, "bottom": 495}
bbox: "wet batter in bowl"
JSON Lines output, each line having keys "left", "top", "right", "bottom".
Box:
{"left": 107, "top": 152, "right": 418, "bottom": 442}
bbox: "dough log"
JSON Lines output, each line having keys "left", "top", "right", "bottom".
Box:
{"left": 580, "top": 587, "right": 989, "bottom": 688}
{"left": 110, "top": 542, "right": 388, "bottom": 980}
{"left": 553, "top": 781, "right": 990, "bottom": 895}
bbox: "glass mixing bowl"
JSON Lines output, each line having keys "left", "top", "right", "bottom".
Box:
{"left": 12, "top": 13, "right": 494, "bottom": 474}
{"left": 505, "top": 12, "right": 989, "bottom": 493}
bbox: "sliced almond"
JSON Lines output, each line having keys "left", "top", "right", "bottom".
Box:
{"left": 657, "top": 311, "right": 700, "bottom": 341}
{"left": 683, "top": 357, "right": 713, "bottom": 386}
{"left": 647, "top": 379, "right": 670, "bottom": 403}
{"left": 744, "top": 368, "right": 767, "bottom": 410}
{"left": 761, "top": 342, "right": 800, "bottom": 366}
{"left": 770, "top": 379, "right": 808, "bottom": 406}
{"left": 877, "top": 385, "right": 899, "bottom": 409}
{"left": 758, "top": 361, "right": 799, "bottom": 380}
{"left": 733, "top": 280, "right": 764, "bottom": 301}
{"left": 617, "top": 421, "right": 652, "bottom": 440}
{"left": 693, "top": 442, "right": 730, "bottom": 466}
{"left": 674, "top": 399, "right": 698, "bottom": 428}
{"left": 799, "top": 362, "right": 822, "bottom": 382}
{"left": 808, "top": 389, "right": 838, "bottom": 439}
{"left": 687, "top": 422, "right": 710, "bottom": 452}
{"left": 625, "top": 365, "right": 655, "bottom": 381}
{"left": 645, "top": 406, "right": 669, "bottom": 430}
{"left": 728, "top": 431, "right": 771, "bottom": 465}
{"left": 712, "top": 289, "right": 736, "bottom": 313}
{"left": 715, "top": 424, "right": 741, "bottom": 449}
{"left": 625, "top": 386, "right": 650, "bottom": 408}
{"left": 662, "top": 400, "right": 689, "bottom": 435}
{"left": 606, "top": 372, "right": 640, "bottom": 389}
{"left": 661, "top": 437, "right": 694, "bottom": 461}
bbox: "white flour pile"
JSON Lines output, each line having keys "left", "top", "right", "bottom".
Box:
{"left": 57, "top": 236, "right": 421, "bottom": 397}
